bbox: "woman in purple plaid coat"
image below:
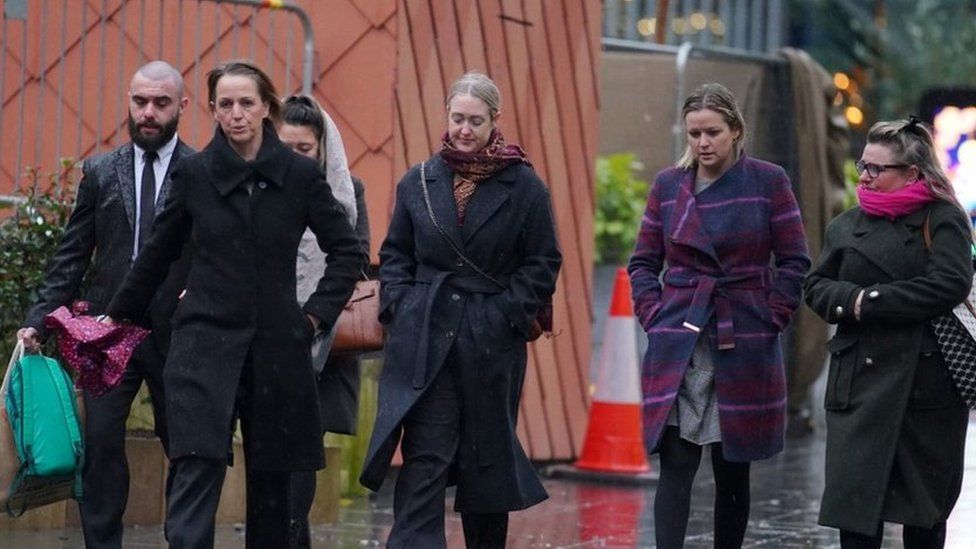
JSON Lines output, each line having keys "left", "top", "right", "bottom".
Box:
{"left": 628, "top": 83, "right": 810, "bottom": 548}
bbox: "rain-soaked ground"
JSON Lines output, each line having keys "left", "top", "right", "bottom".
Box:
{"left": 3, "top": 417, "right": 975, "bottom": 548}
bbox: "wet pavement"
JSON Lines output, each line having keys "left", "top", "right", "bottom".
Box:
{"left": 3, "top": 417, "right": 975, "bottom": 548}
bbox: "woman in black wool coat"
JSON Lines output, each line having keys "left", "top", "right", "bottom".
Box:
{"left": 105, "top": 60, "right": 362, "bottom": 548}
{"left": 805, "top": 117, "right": 973, "bottom": 549}
{"left": 360, "top": 72, "right": 562, "bottom": 549}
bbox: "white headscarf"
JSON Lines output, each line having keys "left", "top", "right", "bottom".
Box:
{"left": 321, "top": 110, "right": 356, "bottom": 226}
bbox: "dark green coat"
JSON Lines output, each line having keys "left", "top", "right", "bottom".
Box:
{"left": 804, "top": 200, "right": 972, "bottom": 535}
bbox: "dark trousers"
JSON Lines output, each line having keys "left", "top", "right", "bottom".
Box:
{"left": 80, "top": 340, "right": 169, "bottom": 549}
{"left": 165, "top": 457, "right": 226, "bottom": 549}
{"left": 387, "top": 362, "right": 508, "bottom": 549}
{"left": 165, "top": 357, "right": 293, "bottom": 549}
{"left": 289, "top": 470, "right": 316, "bottom": 549}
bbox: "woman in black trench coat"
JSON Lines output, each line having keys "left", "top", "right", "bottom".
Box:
{"left": 805, "top": 118, "right": 972, "bottom": 549}
{"left": 360, "top": 72, "right": 562, "bottom": 548}
{"left": 106, "top": 61, "right": 361, "bottom": 548}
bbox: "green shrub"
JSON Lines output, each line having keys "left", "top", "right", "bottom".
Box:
{"left": 594, "top": 153, "right": 649, "bottom": 265}
{"left": 0, "top": 161, "right": 78, "bottom": 373}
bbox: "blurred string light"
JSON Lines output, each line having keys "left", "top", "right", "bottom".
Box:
{"left": 845, "top": 106, "right": 864, "bottom": 126}
{"left": 709, "top": 17, "right": 726, "bottom": 37}
{"left": 647, "top": 12, "right": 723, "bottom": 38}
{"left": 672, "top": 16, "right": 687, "bottom": 35}
{"left": 832, "top": 71, "right": 866, "bottom": 126}
{"left": 637, "top": 17, "right": 656, "bottom": 37}
{"left": 833, "top": 72, "right": 850, "bottom": 91}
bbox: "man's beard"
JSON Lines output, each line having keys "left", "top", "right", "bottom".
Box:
{"left": 128, "top": 114, "right": 179, "bottom": 151}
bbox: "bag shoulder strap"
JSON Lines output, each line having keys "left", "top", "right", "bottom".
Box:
{"left": 923, "top": 212, "right": 933, "bottom": 252}
{"left": 419, "top": 161, "right": 505, "bottom": 290}
{"left": 0, "top": 340, "right": 23, "bottom": 401}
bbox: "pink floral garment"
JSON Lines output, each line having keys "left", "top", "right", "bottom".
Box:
{"left": 44, "top": 302, "right": 150, "bottom": 397}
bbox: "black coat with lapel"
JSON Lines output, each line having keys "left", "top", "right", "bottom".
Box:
{"left": 26, "top": 139, "right": 193, "bottom": 355}
{"left": 108, "top": 123, "right": 362, "bottom": 470}
{"left": 360, "top": 154, "right": 561, "bottom": 513}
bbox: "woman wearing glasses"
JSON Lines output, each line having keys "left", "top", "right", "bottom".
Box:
{"left": 805, "top": 118, "right": 972, "bottom": 548}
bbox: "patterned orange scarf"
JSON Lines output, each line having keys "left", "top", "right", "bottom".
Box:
{"left": 440, "top": 129, "right": 530, "bottom": 224}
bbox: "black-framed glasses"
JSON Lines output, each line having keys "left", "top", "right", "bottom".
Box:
{"left": 855, "top": 159, "right": 910, "bottom": 179}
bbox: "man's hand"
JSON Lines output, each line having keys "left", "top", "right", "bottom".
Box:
{"left": 16, "top": 327, "right": 41, "bottom": 354}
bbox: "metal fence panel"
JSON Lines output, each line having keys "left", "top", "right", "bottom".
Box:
{"left": 602, "top": 0, "right": 786, "bottom": 54}
{"left": 0, "top": 0, "right": 313, "bottom": 191}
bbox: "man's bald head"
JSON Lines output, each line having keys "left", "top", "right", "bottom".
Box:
{"left": 132, "top": 61, "right": 185, "bottom": 96}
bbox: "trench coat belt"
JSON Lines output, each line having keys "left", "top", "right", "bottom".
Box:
{"left": 410, "top": 265, "right": 508, "bottom": 389}
{"left": 664, "top": 271, "right": 768, "bottom": 351}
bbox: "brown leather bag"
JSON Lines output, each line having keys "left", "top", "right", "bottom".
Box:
{"left": 331, "top": 279, "right": 384, "bottom": 353}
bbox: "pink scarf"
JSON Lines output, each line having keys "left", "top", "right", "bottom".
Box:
{"left": 857, "top": 180, "right": 933, "bottom": 221}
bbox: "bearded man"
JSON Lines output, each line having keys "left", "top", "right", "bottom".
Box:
{"left": 17, "top": 60, "right": 193, "bottom": 549}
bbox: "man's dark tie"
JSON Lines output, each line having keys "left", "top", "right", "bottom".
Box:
{"left": 138, "top": 150, "right": 158, "bottom": 253}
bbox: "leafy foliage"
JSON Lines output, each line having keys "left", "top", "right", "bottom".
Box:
{"left": 0, "top": 161, "right": 78, "bottom": 373}
{"left": 793, "top": 0, "right": 976, "bottom": 120}
{"left": 594, "top": 153, "right": 649, "bottom": 265}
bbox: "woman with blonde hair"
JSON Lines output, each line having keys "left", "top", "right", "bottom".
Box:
{"left": 361, "top": 72, "right": 561, "bottom": 548}
{"left": 629, "top": 82, "right": 810, "bottom": 548}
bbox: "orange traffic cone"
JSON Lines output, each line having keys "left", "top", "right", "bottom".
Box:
{"left": 574, "top": 267, "right": 650, "bottom": 474}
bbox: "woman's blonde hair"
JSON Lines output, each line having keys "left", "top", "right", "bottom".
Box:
{"left": 867, "top": 118, "right": 965, "bottom": 214}
{"left": 446, "top": 72, "right": 500, "bottom": 118}
{"left": 676, "top": 83, "right": 747, "bottom": 169}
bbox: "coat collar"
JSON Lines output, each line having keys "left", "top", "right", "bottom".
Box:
{"left": 425, "top": 153, "right": 514, "bottom": 245}
{"left": 155, "top": 140, "right": 190, "bottom": 207}
{"left": 666, "top": 160, "right": 748, "bottom": 268}
{"left": 850, "top": 204, "right": 931, "bottom": 279}
{"left": 422, "top": 156, "right": 464, "bottom": 245}
{"left": 114, "top": 144, "right": 137, "bottom": 230}
{"left": 208, "top": 120, "right": 289, "bottom": 196}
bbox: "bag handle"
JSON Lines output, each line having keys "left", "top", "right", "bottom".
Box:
{"left": 419, "top": 161, "right": 505, "bottom": 290}
{"left": 923, "top": 212, "right": 976, "bottom": 318}
{"left": 0, "top": 339, "right": 23, "bottom": 402}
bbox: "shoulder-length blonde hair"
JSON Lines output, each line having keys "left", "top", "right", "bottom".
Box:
{"left": 676, "top": 83, "right": 747, "bottom": 170}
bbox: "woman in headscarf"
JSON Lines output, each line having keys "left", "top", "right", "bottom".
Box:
{"left": 279, "top": 94, "right": 371, "bottom": 548}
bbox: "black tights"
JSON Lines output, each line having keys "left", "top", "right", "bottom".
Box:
{"left": 654, "top": 427, "right": 751, "bottom": 549}
{"left": 840, "top": 522, "right": 947, "bottom": 549}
